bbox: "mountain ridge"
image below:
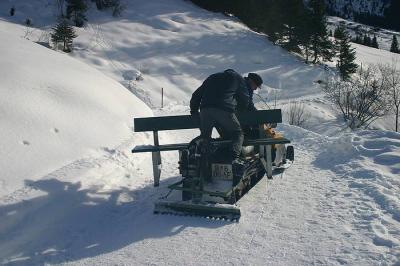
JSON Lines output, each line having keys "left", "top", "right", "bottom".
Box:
{"left": 324, "top": 0, "right": 399, "bottom": 30}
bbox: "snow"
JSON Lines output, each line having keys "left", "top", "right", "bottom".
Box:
{"left": 0, "top": 0, "right": 399, "bottom": 265}
{"left": 0, "top": 20, "right": 152, "bottom": 196}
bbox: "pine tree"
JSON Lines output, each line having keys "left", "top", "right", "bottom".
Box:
{"left": 333, "top": 26, "right": 341, "bottom": 38}
{"left": 384, "top": 0, "right": 400, "bottom": 31}
{"left": 356, "top": 35, "right": 362, "bottom": 44}
{"left": 390, "top": 35, "right": 399, "bottom": 53}
{"left": 307, "top": 0, "right": 334, "bottom": 63}
{"left": 297, "top": 8, "right": 314, "bottom": 63}
{"left": 93, "top": 0, "right": 122, "bottom": 11}
{"left": 371, "top": 35, "right": 379, "bottom": 48}
{"left": 25, "top": 18, "right": 32, "bottom": 26}
{"left": 262, "top": 0, "right": 286, "bottom": 44}
{"left": 51, "top": 19, "right": 77, "bottom": 52}
{"left": 281, "top": 0, "right": 306, "bottom": 54}
{"left": 334, "top": 25, "right": 358, "bottom": 81}
{"left": 94, "top": 0, "right": 106, "bottom": 10}
{"left": 352, "top": 35, "right": 362, "bottom": 44}
{"left": 66, "top": 0, "right": 87, "bottom": 27}
{"left": 363, "top": 35, "right": 371, "bottom": 46}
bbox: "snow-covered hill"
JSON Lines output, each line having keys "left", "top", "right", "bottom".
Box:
{"left": 0, "top": 0, "right": 399, "bottom": 265}
{"left": 1, "top": 0, "right": 329, "bottom": 106}
{"left": 0, "top": 20, "right": 152, "bottom": 196}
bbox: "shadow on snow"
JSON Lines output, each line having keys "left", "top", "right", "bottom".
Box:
{"left": 0, "top": 177, "right": 228, "bottom": 265}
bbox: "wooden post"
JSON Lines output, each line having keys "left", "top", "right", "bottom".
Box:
{"left": 259, "top": 125, "right": 273, "bottom": 179}
{"left": 152, "top": 131, "right": 162, "bottom": 186}
{"left": 161, "top": 87, "right": 164, "bottom": 108}
{"left": 259, "top": 145, "right": 273, "bottom": 180}
{"left": 265, "top": 145, "right": 273, "bottom": 179}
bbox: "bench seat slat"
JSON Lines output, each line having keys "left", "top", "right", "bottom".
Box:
{"left": 132, "top": 143, "right": 188, "bottom": 153}
{"left": 132, "top": 138, "right": 291, "bottom": 153}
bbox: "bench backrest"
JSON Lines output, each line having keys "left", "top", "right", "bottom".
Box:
{"left": 134, "top": 109, "right": 282, "bottom": 132}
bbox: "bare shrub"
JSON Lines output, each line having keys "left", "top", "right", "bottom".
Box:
{"left": 25, "top": 18, "right": 33, "bottom": 26}
{"left": 285, "top": 101, "right": 310, "bottom": 127}
{"left": 37, "top": 30, "right": 51, "bottom": 45}
{"left": 323, "top": 65, "right": 392, "bottom": 129}
{"left": 23, "top": 25, "right": 35, "bottom": 40}
{"left": 10, "top": 6, "right": 15, "bottom": 16}
{"left": 379, "top": 61, "right": 400, "bottom": 132}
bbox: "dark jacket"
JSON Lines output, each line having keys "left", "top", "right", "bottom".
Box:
{"left": 190, "top": 69, "right": 250, "bottom": 113}
{"left": 245, "top": 77, "right": 257, "bottom": 112}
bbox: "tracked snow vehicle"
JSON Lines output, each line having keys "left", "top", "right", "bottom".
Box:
{"left": 132, "top": 109, "right": 293, "bottom": 221}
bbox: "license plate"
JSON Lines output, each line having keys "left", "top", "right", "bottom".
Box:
{"left": 211, "top": 164, "right": 233, "bottom": 180}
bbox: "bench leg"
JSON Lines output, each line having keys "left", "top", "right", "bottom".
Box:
{"left": 152, "top": 131, "right": 162, "bottom": 187}
{"left": 266, "top": 145, "right": 273, "bottom": 179}
{"left": 259, "top": 145, "right": 273, "bottom": 179}
{"left": 152, "top": 151, "right": 161, "bottom": 187}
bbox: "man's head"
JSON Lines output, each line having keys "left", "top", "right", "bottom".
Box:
{"left": 247, "top": 73, "right": 263, "bottom": 90}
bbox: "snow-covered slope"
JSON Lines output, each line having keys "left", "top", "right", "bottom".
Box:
{"left": 70, "top": 0, "right": 329, "bottom": 107}
{"left": 0, "top": 0, "right": 399, "bottom": 265}
{"left": 1, "top": 0, "right": 328, "bottom": 107}
{"left": 0, "top": 21, "right": 152, "bottom": 196}
{"left": 327, "top": 16, "right": 400, "bottom": 52}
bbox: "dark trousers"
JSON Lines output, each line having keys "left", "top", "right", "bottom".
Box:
{"left": 200, "top": 107, "right": 243, "bottom": 159}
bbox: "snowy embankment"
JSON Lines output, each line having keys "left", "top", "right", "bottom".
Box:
{"left": 0, "top": 21, "right": 152, "bottom": 197}
{"left": 0, "top": 0, "right": 400, "bottom": 265}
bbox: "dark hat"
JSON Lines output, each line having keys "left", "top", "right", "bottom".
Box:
{"left": 248, "top": 73, "right": 263, "bottom": 87}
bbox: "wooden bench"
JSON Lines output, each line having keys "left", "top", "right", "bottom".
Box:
{"left": 132, "top": 109, "right": 290, "bottom": 186}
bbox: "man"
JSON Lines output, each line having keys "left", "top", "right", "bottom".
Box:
{"left": 190, "top": 69, "right": 263, "bottom": 164}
